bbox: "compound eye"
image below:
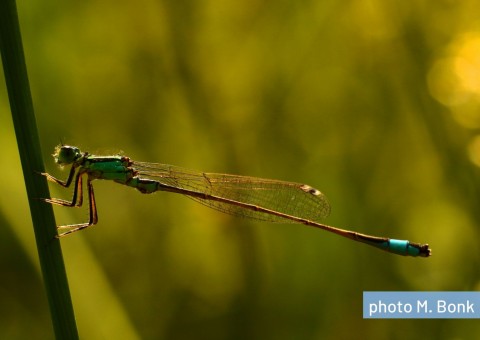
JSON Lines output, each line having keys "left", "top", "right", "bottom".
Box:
{"left": 55, "top": 145, "right": 81, "bottom": 164}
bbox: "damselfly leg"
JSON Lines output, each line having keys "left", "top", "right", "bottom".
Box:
{"left": 41, "top": 169, "right": 98, "bottom": 236}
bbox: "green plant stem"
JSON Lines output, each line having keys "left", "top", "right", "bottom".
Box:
{"left": 0, "top": 0, "right": 79, "bottom": 338}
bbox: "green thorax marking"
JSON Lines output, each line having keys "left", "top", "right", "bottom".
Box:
{"left": 80, "top": 154, "right": 159, "bottom": 193}
{"left": 83, "top": 155, "right": 135, "bottom": 184}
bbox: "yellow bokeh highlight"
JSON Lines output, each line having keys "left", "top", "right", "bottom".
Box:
{"left": 454, "top": 35, "right": 480, "bottom": 96}
{"left": 428, "top": 32, "right": 480, "bottom": 129}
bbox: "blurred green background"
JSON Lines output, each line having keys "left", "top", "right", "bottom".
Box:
{"left": 1, "top": 0, "right": 480, "bottom": 339}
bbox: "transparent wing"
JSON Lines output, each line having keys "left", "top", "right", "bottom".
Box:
{"left": 133, "top": 161, "right": 331, "bottom": 223}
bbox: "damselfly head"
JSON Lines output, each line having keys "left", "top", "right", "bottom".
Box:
{"left": 53, "top": 145, "right": 82, "bottom": 165}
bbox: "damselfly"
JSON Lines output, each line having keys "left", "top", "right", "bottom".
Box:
{"left": 41, "top": 145, "right": 431, "bottom": 257}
